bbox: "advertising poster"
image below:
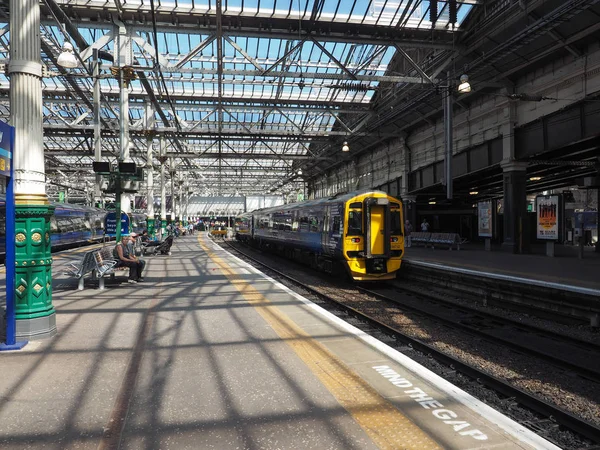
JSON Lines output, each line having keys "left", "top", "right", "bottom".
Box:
{"left": 536, "top": 195, "right": 559, "bottom": 240}
{"left": 477, "top": 200, "right": 493, "bottom": 237}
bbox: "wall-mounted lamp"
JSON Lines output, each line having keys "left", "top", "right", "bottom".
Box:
{"left": 341, "top": 141, "right": 350, "bottom": 152}
{"left": 457, "top": 74, "right": 471, "bottom": 94}
{"left": 57, "top": 42, "right": 78, "bottom": 69}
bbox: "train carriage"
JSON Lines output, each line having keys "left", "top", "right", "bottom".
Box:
{"left": 0, "top": 195, "right": 147, "bottom": 257}
{"left": 235, "top": 190, "right": 404, "bottom": 281}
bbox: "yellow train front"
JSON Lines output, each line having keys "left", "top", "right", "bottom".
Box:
{"left": 342, "top": 191, "right": 404, "bottom": 281}
{"left": 236, "top": 190, "right": 405, "bottom": 281}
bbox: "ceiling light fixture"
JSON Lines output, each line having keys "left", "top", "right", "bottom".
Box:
{"left": 457, "top": 74, "right": 471, "bottom": 94}
{"left": 57, "top": 42, "right": 78, "bottom": 69}
{"left": 469, "top": 191, "right": 478, "bottom": 195}
{"left": 529, "top": 176, "right": 542, "bottom": 181}
{"left": 341, "top": 141, "right": 350, "bottom": 152}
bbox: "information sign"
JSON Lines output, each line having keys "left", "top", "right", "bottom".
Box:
{"left": 0, "top": 121, "right": 13, "bottom": 177}
{"left": 536, "top": 195, "right": 560, "bottom": 240}
{"left": 105, "top": 212, "right": 130, "bottom": 236}
{"left": 477, "top": 200, "right": 493, "bottom": 238}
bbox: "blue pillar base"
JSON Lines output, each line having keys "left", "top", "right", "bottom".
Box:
{"left": 0, "top": 340, "right": 28, "bottom": 351}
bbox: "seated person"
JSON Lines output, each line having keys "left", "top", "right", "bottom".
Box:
{"left": 113, "top": 235, "right": 144, "bottom": 284}
{"left": 127, "top": 232, "right": 146, "bottom": 275}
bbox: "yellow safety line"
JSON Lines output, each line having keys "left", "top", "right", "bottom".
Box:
{"left": 197, "top": 235, "right": 441, "bottom": 450}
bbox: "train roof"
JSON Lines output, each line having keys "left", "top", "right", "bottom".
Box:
{"left": 238, "top": 190, "right": 398, "bottom": 217}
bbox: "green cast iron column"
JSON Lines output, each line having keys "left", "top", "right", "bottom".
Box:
{"left": 14, "top": 196, "right": 56, "bottom": 339}
{"left": 9, "top": 0, "right": 56, "bottom": 339}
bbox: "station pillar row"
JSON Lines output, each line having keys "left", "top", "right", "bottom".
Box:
{"left": 501, "top": 160, "right": 529, "bottom": 254}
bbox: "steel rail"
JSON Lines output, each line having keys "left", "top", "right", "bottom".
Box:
{"left": 221, "top": 239, "right": 600, "bottom": 444}
{"left": 356, "top": 285, "right": 600, "bottom": 382}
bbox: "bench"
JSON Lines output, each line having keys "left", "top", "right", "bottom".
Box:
{"left": 410, "top": 232, "right": 431, "bottom": 246}
{"left": 63, "top": 251, "right": 98, "bottom": 290}
{"left": 408, "top": 232, "right": 467, "bottom": 250}
{"left": 92, "top": 250, "right": 118, "bottom": 290}
{"left": 429, "top": 233, "right": 465, "bottom": 250}
{"left": 62, "top": 248, "right": 119, "bottom": 290}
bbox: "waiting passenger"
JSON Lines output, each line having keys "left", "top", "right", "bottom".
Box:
{"left": 127, "top": 232, "right": 146, "bottom": 277}
{"left": 421, "top": 219, "right": 430, "bottom": 232}
{"left": 113, "top": 235, "right": 144, "bottom": 284}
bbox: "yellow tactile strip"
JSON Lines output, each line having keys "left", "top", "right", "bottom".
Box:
{"left": 198, "top": 236, "right": 442, "bottom": 450}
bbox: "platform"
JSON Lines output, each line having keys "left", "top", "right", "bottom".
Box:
{"left": 405, "top": 243, "right": 600, "bottom": 293}
{"left": 0, "top": 235, "right": 559, "bottom": 449}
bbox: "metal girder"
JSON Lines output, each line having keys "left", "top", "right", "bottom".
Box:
{"left": 528, "top": 160, "right": 599, "bottom": 167}
{"left": 41, "top": 4, "right": 459, "bottom": 49}
{"left": 43, "top": 123, "right": 382, "bottom": 138}
{"left": 142, "top": 67, "right": 427, "bottom": 84}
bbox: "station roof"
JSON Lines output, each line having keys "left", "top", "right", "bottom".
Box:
{"left": 0, "top": 0, "right": 598, "bottom": 203}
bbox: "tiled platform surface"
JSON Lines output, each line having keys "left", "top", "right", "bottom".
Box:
{"left": 0, "top": 235, "right": 559, "bottom": 449}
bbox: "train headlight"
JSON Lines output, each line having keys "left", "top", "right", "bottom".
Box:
{"left": 390, "top": 237, "right": 398, "bottom": 243}
{"left": 351, "top": 237, "right": 361, "bottom": 243}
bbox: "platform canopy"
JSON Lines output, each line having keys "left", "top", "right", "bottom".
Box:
{"left": 0, "top": 0, "right": 481, "bottom": 201}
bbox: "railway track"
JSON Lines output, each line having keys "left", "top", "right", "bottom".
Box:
{"left": 358, "top": 284, "right": 600, "bottom": 382}
{"left": 222, "top": 239, "right": 600, "bottom": 446}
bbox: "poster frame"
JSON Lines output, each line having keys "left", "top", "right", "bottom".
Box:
{"left": 535, "top": 194, "right": 562, "bottom": 241}
{"left": 477, "top": 199, "right": 495, "bottom": 238}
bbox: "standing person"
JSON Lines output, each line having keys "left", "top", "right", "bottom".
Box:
{"left": 405, "top": 219, "right": 413, "bottom": 248}
{"left": 421, "top": 218, "right": 430, "bottom": 232}
{"left": 113, "top": 235, "right": 144, "bottom": 283}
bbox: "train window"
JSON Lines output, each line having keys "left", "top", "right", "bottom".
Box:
{"left": 332, "top": 216, "right": 341, "bottom": 235}
{"left": 309, "top": 216, "right": 319, "bottom": 233}
{"left": 390, "top": 209, "right": 403, "bottom": 235}
{"left": 299, "top": 216, "right": 309, "bottom": 232}
{"left": 349, "top": 202, "right": 362, "bottom": 209}
{"left": 347, "top": 211, "right": 362, "bottom": 235}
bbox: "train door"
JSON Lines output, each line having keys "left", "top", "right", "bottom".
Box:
{"left": 369, "top": 205, "right": 385, "bottom": 255}
{"left": 321, "top": 207, "right": 330, "bottom": 252}
{"left": 365, "top": 198, "right": 389, "bottom": 257}
{"left": 364, "top": 197, "right": 390, "bottom": 273}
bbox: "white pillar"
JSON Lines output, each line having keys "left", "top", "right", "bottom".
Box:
{"left": 160, "top": 137, "right": 167, "bottom": 238}
{"left": 10, "top": 0, "right": 45, "bottom": 196}
{"left": 93, "top": 48, "right": 102, "bottom": 203}
{"left": 116, "top": 20, "right": 132, "bottom": 218}
{"left": 146, "top": 104, "right": 154, "bottom": 232}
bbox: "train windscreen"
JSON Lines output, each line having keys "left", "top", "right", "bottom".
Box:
{"left": 390, "top": 203, "right": 403, "bottom": 235}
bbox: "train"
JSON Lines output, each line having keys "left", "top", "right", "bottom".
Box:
{"left": 0, "top": 195, "right": 147, "bottom": 256}
{"left": 234, "top": 190, "right": 405, "bottom": 281}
